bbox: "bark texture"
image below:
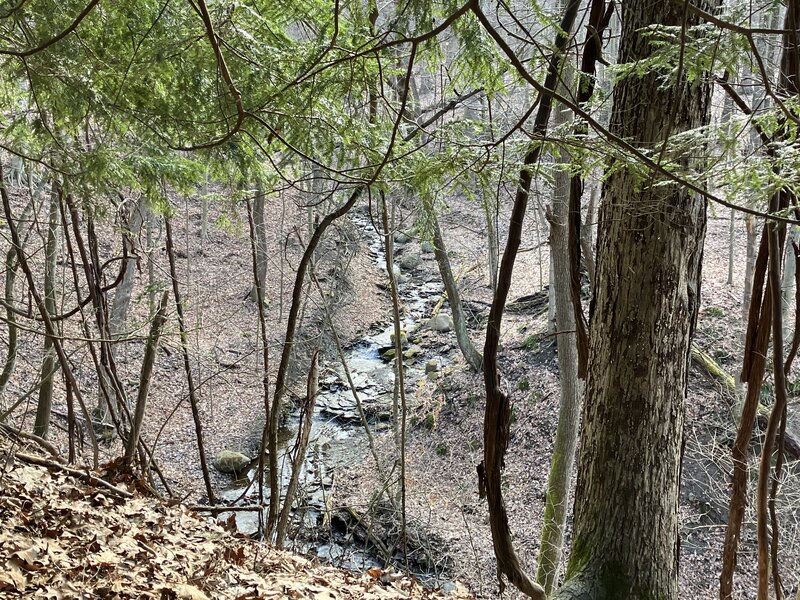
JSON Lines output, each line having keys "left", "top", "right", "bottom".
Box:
{"left": 537, "top": 62, "right": 581, "bottom": 595}
{"left": 247, "top": 183, "right": 267, "bottom": 303}
{"left": 553, "top": 0, "right": 712, "bottom": 597}
{"left": 34, "top": 185, "right": 61, "bottom": 438}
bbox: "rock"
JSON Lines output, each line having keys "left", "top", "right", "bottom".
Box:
{"left": 425, "top": 359, "right": 440, "bottom": 374}
{"left": 420, "top": 240, "right": 435, "bottom": 254}
{"left": 441, "top": 581, "right": 458, "bottom": 594}
{"left": 426, "top": 313, "right": 454, "bottom": 333}
{"left": 213, "top": 450, "right": 251, "bottom": 474}
{"left": 394, "top": 231, "right": 411, "bottom": 244}
{"left": 398, "top": 254, "right": 421, "bottom": 271}
{"left": 403, "top": 345, "right": 423, "bottom": 358}
{"left": 385, "top": 264, "right": 400, "bottom": 279}
{"left": 390, "top": 331, "right": 408, "bottom": 346}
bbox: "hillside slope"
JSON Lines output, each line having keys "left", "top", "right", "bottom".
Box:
{"left": 0, "top": 440, "right": 471, "bottom": 599}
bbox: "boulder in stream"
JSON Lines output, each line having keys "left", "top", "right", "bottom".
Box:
{"left": 398, "top": 254, "right": 421, "bottom": 271}
{"left": 394, "top": 230, "right": 412, "bottom": 244}
{"left": 426, "top": 313, "right": 454, "bottom": 333}
{"left": 213, "top": 450, "right": 252, "bottom": 474}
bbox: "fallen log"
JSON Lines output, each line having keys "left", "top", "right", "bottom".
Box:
{"left": 691, "top": 344, "right": 800, "bottom": 459}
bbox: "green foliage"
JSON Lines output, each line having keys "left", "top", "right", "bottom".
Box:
{"left": 423, "top": 412, "right": 436, "bottom": 431}
{"left": 523, "top": 334, "right": 542, "bottom": 352}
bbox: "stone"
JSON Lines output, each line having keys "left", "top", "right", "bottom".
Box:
{"left": 386, "top": 264, "right": 400, "bottom": 279}
{"left": 394, "top": 231, "right": 411, "bottom": 244}
{"left": 420, "top": 240, "right": 435, "bottom": 254}
{"left": 425, "top": 359, "right": 440, "bottom": 374}
{"left": 441, "top": 582, "right": 458, "bottom": 594}
{"left": 213, "top": 450, "right": 251, "bottom": 474}
{"left": 398, "top": 254, "right": 421, "bottom": 271}
{"left": 390, "top": 331, "right": 408, "bottom": 346}
{"left": 403, "top": 344, "right": 423, "bottom": 358}
{"left": 426, "top": 313, "right": 454, "bottom": 333}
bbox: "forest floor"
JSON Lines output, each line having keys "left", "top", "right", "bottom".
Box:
{"left": 0, "top": 442, "right": 472, "bottom": 599}
{"left": 2, "top": 184, "right": 799, "bottom": 599}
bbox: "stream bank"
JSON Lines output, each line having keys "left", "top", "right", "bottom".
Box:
{"left": 211, "top": 210, "right": 459, "bottom": 586}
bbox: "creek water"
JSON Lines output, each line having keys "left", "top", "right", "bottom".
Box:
{"left": 214, "top": 212, "right": 451, "bottom": 583}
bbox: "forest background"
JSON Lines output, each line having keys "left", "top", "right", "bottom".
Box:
{"left": 0, "top": 0, "right": 798, "bottom": 599}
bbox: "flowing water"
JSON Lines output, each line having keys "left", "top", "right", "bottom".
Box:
{"left": 215, "top": 211, "right": 451, "bottom": 582}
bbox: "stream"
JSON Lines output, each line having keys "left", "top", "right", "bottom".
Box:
{"left": 215, "top": 211, "right": 452, "bottom": 584}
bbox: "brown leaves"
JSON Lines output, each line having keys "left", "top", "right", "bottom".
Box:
{"left": 0, "top": 447, "right": 471, "bottom": 599}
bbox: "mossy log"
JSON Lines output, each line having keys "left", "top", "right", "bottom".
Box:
{"left": 691, "top": 345, "right": 800, "bottom": 459}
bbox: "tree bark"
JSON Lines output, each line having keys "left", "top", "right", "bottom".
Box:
{"left": 123, "top": 291, "right": 169, "bottom": 468}
{"left": 247, "top": 182, "right": 268, "bottom": 303}
{"left": 426, "top": 203, "right": 483, "bottom": 371}
{"left": 34, "top": 183, "right": 61, "bottom": 438}
{"left": 537, "top": 59, "right": 581, "bottom": 595}
{"left": 0, "top": 194, "right": 36, "bottom": 403}
{"left": 110, "top": 196, "right": 145, "bottom": 337}
{"left": 275, "top": 350, "right": 318, "bottom": 548}
{"left": 553, "top": 0, "right": 712, "bottom": 597}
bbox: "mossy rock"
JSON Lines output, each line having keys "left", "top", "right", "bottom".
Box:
{"left": 213, "top": 450, "right": 252, "bottom": 474}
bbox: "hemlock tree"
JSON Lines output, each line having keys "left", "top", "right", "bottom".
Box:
{"left": 552, "top": 0, "right": 712, "bottom": 598}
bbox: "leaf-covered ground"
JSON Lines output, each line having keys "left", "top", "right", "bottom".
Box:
{"left": 0, "top": 443, "right": 472, "bottom": 599}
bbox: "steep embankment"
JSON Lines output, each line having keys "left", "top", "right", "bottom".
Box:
{"left": 0, "top": 439, "right": 471, "bottom": 599}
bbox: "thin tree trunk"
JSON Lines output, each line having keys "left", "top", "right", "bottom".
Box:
{"left": 758, "top": 193, "right": 788, "bottom": 600}
{"left": 580, "top": 181, "right": 598, "bottom": 291}
{"left": 0, "top": 168, "right": 99, "bottom": 466}
{"left": 781, "top": 226, "right": 797, "bottom": 337}
{"left": 34, "top": 184, "right": 61, "bottom": 438}
{"left": 247, "top": 182, "right": 268, "bottom": 303}
{"left": 537, "top": 58, "right": 581, "bottom": 595}
{"left": 110, "top": 196, "right": 145, "bottom": 337}
{"left": 425, "top": 202, "right": 483, "bottom": 371}
{"left": 0, "top": 194, "right": 36, "bottom": 402}
{"left": 146, "top": 208, "right": 158, "bottom": 317}
{"left": 547, "top": 252, "right": 557, "bottom": 334}
{"left": 484, "top": 197, "right": 499, "bottom": 294}
{"left": 275, "top": 350, "right": 318, "bottom": 548}
{"left": 473, "top": 0, "right": 581, "bottom": 593}
{"left": 123, "top": 291, "right": 169, "bottom": 468}
{"left": 721, "top": 3, "right": 800, "bottom": 594}
{"left": 728, "top": 209, "right": 736, "bottom": 285}
{"left": 165, "top": 217, "right": 215, "bottom": 504}
{"left": 380, "top": 192, "right": 408, "bottom": 564}
{"left": 201, "top": 196, "right": 209, "bottom": 242}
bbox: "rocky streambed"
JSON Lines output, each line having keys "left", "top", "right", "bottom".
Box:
{"left": 211, "top": 211, "right": 457, "bottom": 583}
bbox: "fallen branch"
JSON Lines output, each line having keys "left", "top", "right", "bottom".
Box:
{"left": 691, "top": 345, "right": 800, "bottom": 459}
{"left": 0, "top": 422, "right": 63, "bottom": 460}
{"left": 13, "top": 451, "right": 133, "bottom": 498}
{"left": 188, "top": 504, "right": 265, "bottom": 514}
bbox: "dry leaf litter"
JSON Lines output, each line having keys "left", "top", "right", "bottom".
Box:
{"left": 0, "top": 445, "right": 473, "bottom": 599}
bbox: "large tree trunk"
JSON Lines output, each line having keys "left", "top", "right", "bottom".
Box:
{"left": 553, "top": 0, "right": 712, "bottom": 597}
